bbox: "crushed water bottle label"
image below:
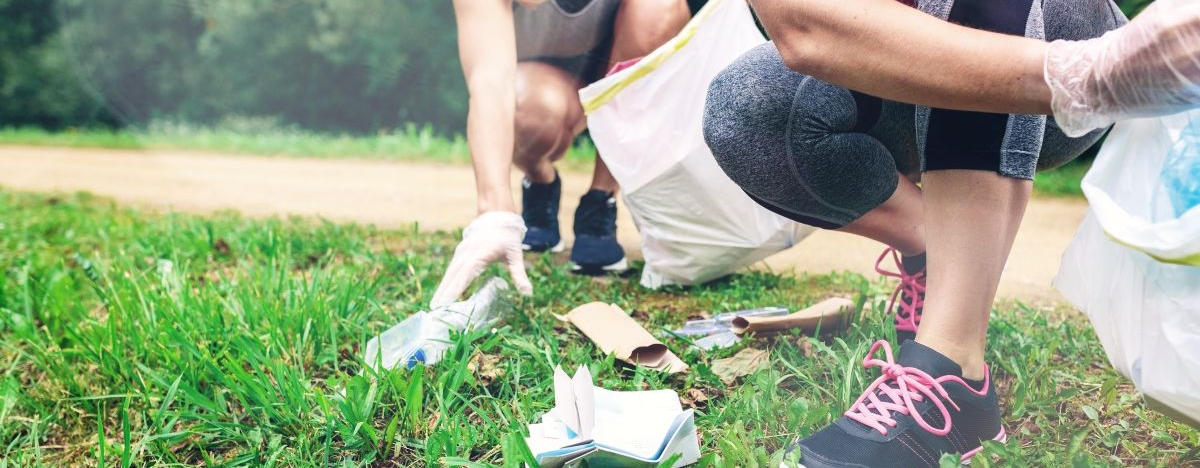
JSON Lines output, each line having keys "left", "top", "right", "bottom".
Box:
{"left": 1163, "top": 118, "right": 1200, "bottom": 217}
{"left": 406, "top": 349, "right": 428, "bottom": 370}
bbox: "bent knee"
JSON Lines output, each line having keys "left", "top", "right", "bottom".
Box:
{"left": 703, "top": 43, "right": 801, "bottom": 164}
{"left": 514, "top": 110, "right": 571, "bottom": 165}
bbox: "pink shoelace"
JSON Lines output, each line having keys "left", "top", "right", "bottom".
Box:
{"left": 844, "top": 340, "right": 960, "bottom": 437}
{"left": 874, "top": 248, "right": 925, "bottom": 331}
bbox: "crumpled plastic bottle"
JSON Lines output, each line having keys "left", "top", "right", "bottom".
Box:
{"left": 363, "top": 277, "right": 512, "bottom": 371}
{"left": 668, "top": 306, "right": 789, "bottom": 350}
{"left": 1163, "top": 117, "right": 1200, "bottom": 217}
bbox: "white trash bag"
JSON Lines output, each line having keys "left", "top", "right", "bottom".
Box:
{"left": 1055, "top": 111, "right": 1200, "bottom": 426}
{"left": 579, "top": 0, "right": 813, "bottom": 289}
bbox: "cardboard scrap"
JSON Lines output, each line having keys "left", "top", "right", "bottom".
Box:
{"left": 730, "top": 298, "right": 854, "bottom": 336}
{"left": 558, "top": 302, "right": 688, "bottom": 374}
{"left": 711, "top": 348, "right": 770, "bottom": 385}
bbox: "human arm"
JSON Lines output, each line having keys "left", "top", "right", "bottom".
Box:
{"left": 751, "top": 0, "right": 1200, "bottom": 135}
{"left": 1046, "top": 0, "right": 1200, "bottom": 136}
{"left": 432, "top": 0, "right": 532, "bottom": 308}
{"left": 453, "top": 0, "right": 520, "bottom": 214}
{"left": 750, "top": 0, "right": 1052, "bottom": 115}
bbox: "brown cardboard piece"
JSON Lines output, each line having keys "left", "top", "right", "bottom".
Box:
{"left": 558, "top": 302, "right": 689, "bottom": 374}
{"left": 730, "top": 298, "right": 854, "bottom": 335}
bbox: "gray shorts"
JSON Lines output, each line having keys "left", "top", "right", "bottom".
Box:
{"left": 702, "top": 0, "right": 1127, "bottom": 229}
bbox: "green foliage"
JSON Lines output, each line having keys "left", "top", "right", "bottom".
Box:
{"left": 1, "top": 190, "right": 1198, "bottom": 466}
{"left": 0, "top": 0, "right": 117, "bottom": 129}
{"left": 55, "top": 0, "right": 465, "bottom": 133}
{"left": 1034, "top": 158, "right": 1091, "bottom": 198}
{"left": 1118, "top": 0, "right": 1156, "bottom": 16}
{"left": 2, "top": 0, "right": 1158, "bottom": 133}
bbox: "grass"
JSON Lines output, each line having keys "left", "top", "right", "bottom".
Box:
{"left": 1, "top": 190, "right": 1197, "bottom": 467}
{"left": 0, "top": 124, "right": 1088, "bottom": 198}
{"left": 1033, "top": 159, "right": 1093, "bottom": 199}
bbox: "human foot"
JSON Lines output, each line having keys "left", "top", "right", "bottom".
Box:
{"left": 570, "top": 189, "right": 627, "bottom": 274}
{"left": 781, "top": 340, "right": 1005, "bottom": 468}
{"left": 520, "top": 174, "right": 564, "bottom": 253}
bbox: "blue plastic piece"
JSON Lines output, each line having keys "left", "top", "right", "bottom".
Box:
{"left": 1163, "top": 118, "right": 1200, "bottom": 217}
{"left": 405, "top": 349, "right": 427, "bottom": 370}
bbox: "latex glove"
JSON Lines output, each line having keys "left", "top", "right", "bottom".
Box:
{"left": 430, "top": 211, "right": 533, "bottom": 309}
{"left": 1045, "top": 0, "right": 1200, "bottom": 137}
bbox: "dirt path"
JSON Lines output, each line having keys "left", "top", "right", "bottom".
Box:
{"left": 0, "top": 145, "right": 1086, "bottom": 303}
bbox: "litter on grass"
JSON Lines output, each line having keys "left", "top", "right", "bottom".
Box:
{"left": 730, "top": 298, "right": 854, "bottom": 336}
{"left": 711, "top": 348, "right": 770, "bottom": 385}
{"left": 671, "top": 306, "right": 789, "bottom": 337}
{"left": 524, "top": 366, "right": 701, "bottom": 467}
{"left": 668, "top": 306, "right": 787, "bottom": 351}
{"left": 363, "top": 277, "right": 511, "bottom": 370}
{"left": 692, "top": 331, "right": 740, "bottom": 350}
{"left": 669, "top": 299, "right": 853, "bottom": 350}
{"left": 557, "top": 303, "right": 688, "bottom": 374}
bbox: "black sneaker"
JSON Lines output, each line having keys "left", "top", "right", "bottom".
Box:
{"left": 781, "top": 340, "right": 1006, "bottom": 468}
{"left": 570, "top": 189, "right": 627, "bottom": 274}
{"left": 521, "top": 174, "right": 563, "bottom": 253}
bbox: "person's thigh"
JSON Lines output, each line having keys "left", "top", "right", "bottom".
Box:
{"left": 514, "top": 61, "right": 587, "bottom": 159}
{"left": 609, "top": 0, "right": 690, "bottom": 62}
{"left": 915, "top": 0, "right": 1127, "bottom": 178}
{"left": 704, "top": 43, "right": 913, "bottom": 229}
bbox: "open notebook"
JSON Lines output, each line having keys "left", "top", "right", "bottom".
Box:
{"left": 524, "top": 366, "right": 701, "bottom": 467}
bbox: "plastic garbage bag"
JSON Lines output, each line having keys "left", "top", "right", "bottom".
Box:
{"left": 578, "top": 0, "right": 814, "bottom": 288}
{"left": 1055, "top": 113, "right": 1200, "bottom": 427}
{"left": 363, "top": 277, "right": 512, "bottom": 370}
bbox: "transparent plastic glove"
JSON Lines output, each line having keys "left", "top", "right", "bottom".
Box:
{"left": 430, "top": 211, "right": 533, "bottom": 309}
{"left": 1045, "top": 0, "right": 1200, "bottom": 137}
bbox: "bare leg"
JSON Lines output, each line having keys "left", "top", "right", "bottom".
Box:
{"left": 609, "top": 0, "right": 691, "bottom": 67}
{"left": 513, "top": 62, "right": 586, "bottom": 183}
{"left": 916, "top": 170, "right": 1031, "bottom": 380}
{"left": 836, "top": 175, "right": 925, "bottom": 256}
{"left": 587, "top": 0, "right": 691, "bottom": 192}
{"left": 589, "top": 154, "right": 621, "bottom": 193}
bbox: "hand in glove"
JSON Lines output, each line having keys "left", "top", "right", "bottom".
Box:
{"left": 430, "top": 211, "right": 534, "bottom": 309}
{"left": 1045, "top": 0, "right": 1200, "bottom": 137}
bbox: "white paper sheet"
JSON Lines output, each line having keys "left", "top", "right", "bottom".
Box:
{"left": 525, "top": 366, "right": 700, "bottom": 467}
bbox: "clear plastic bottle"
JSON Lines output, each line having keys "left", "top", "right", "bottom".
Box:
{"left": 1163, "top": 117, "right": 1200, "bottom": 217}
{"left": 364, "top": 278, "right": 512, "bottom": 371}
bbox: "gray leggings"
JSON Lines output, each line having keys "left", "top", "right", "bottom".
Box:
{"left": 702, "top": 0, "right": 1127, "bottom": 229}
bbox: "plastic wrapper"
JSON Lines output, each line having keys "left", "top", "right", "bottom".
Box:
{"left": 364, "top": 278, "right": 512, "bottom": 370}
{"left": 1162, "top": 117, "right": 1200, "bottom": 217}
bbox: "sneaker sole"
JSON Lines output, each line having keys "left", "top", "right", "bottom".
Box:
{"left": 522, "top": 239, "right": 565, "bottom": 254}
{"left": 571, "top": 257, "right": 628, "bottom": 274}
{"left": 778, "top": 428, "right": 1006, "bottom": 468}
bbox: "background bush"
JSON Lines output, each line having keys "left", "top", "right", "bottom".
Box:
{"left": 0, "top": 0, "right": 1155, "bottom": 134}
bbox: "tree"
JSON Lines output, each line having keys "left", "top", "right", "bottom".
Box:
{"left": 0, "top": 0, "right": 116, "bottom": 128}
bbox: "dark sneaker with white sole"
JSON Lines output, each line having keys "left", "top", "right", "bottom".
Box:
{"left": 781, "top": 340, "right": 1006, "bottom": 468}
{"left": 570, "top": 189, "right": 627, "bottom": 274}
{"left": 521, "top": 174, "right": 564, "bottom": 253}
